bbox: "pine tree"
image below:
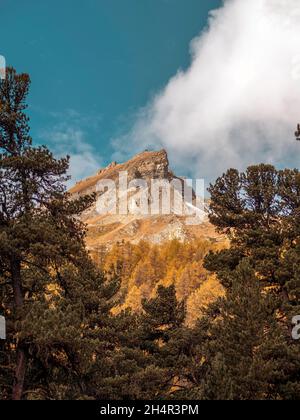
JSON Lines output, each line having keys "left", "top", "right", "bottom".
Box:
{"left": 0, "top": 68, "right": 120, "bottom": 399}
{"left": 201, "top": 164, "right": 300, "bottom": 399}
{"left": 195, "top": 261, "right": 276, "bottom": 400}
{"left": 136, "top": 285, "right": 188, "bottom": 397}
{"left": 82, "top": 285, "right": 188, "bottom": 400}
{"left": 205, "top": 164, "right": 300, "bottom": 308}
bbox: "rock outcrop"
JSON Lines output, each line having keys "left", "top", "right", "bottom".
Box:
{"left": 70, "top": 150, "right": 172, "bottom": 197}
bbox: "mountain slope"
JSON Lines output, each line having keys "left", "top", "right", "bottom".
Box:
{"left": 69, "top": 150, "right": 224, "bottom": 251}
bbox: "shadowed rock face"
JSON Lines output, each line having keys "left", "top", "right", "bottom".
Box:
{"left": 69, "top": 150, "right": 223, "bottom": 251}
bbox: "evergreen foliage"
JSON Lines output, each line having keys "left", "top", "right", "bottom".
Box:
{"left": 0, "top": 68, "right": 119, "bottom": 399}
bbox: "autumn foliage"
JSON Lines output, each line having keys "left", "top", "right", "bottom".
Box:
{"left": 96, "top": 239, "right": 224, "bottom": 325}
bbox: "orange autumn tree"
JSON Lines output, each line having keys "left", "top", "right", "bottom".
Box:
{"left": 100, "top": 239, "right": 224, "bottom": 324}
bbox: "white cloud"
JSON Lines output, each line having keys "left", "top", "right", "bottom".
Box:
{"left": 113, "top": 0, "right": 300, "bottom": 183}
{"left": 39, "top": 113, "right": 103, "bottom": 187}
{"left": 49, "top": 126, "right": 102, "bottom": 186}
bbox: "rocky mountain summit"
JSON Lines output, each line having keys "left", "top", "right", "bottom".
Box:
{"left": 71, "top": 150, "right": 174, "bottom": 197}
{"left": 69, "top": 150, "right": 222, "bottom": 252}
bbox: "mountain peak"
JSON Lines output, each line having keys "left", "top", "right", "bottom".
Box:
{"left": 68, "top": 150, "right": 222, "bottom": 250}
{"left": 70, "top": 149, "right": 171, "bottom": 196}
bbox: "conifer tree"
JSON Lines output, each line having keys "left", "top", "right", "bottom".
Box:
{"left": 137, "top": 285, "right": 188, "bottom": 397}
{"left": 84, "top": 286, "right": 188, "bottom": 400}
{"left": 194, "top": 262, "right": 276, "bottom": 400}
{"left": 0, "top": 68, "right": 119, "bottom": 399}
{"left": 201, "top": 164, "right": 300, "bottom": 399}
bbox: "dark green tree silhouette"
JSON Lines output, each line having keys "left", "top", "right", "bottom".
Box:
{"left": 192, "top": 262, "right": 278, "bottom": 400}
{"left": 200, "top": 164, "right": 300, "bottom": 399}
{"left": 0, "top": 68, "right": 119, "bottom": 399}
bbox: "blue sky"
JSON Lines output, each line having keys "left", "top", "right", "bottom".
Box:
{"left": 0, "top": 0, "right": 221, "bottom": 181}
{"left": 2, "top": 0, "right": 298, "bottom": 186}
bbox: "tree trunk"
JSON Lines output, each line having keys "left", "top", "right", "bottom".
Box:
{"left": 12, "top": 348, "right": 27, "bottom": 400}
{"left": 11, "top": 259, "right": 27, "bottom": 400}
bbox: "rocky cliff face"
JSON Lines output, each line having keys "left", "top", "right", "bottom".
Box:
{"left": 70, "top": 150, "right": 172, "bottom": 197}
{"left": 69, "top": 150, "right": 222, "bottom": 252}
